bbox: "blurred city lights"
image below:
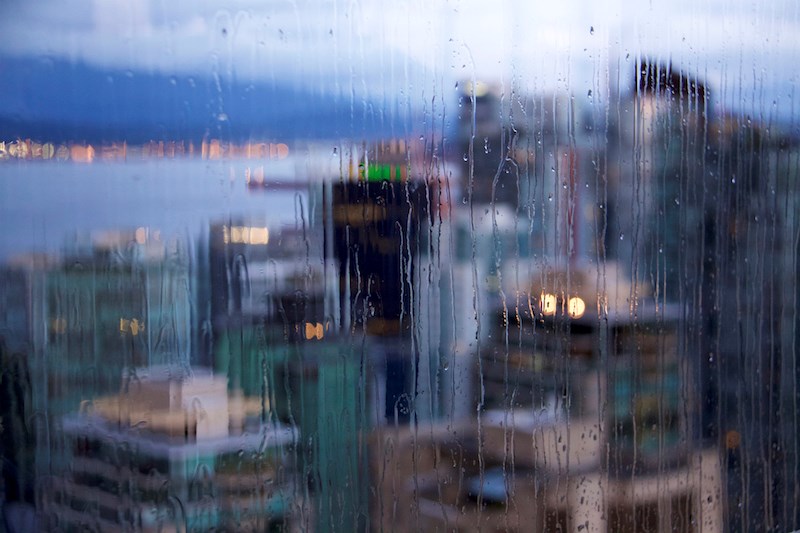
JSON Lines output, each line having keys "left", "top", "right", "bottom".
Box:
{"left": 541, "top": 293, "right": 557, "bottom": 316}
{"left": 567, "top": 296, "right": 586, "bottom": 319}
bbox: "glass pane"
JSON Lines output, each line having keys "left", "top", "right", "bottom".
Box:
{"left": 1, "top": 1, "right": 798, "bottom": 532}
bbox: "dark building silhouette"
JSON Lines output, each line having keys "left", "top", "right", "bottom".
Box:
{"left": 0, "top": 340, "right": 35, "bottom": 509}
{"left": 602, "top": 60, "right": 797, "bottom": 531}
{"left": 328, "top": 141, "right": 432, "bottom": 422}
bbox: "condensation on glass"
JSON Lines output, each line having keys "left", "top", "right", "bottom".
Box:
{"left": 0, "top": 1, "right": 798, "bottom": 532}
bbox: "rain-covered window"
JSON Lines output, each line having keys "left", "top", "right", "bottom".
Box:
{"left": 1, "top": 1, "right": 798, "bottom": 532}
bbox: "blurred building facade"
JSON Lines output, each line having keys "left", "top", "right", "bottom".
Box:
{"left": 40, "top": 366, "right": 298, "bottom": 532}
{"left": 604, "top": 62, "right": 798, "bottom": 530}
{"left": 371, "top": 265, "right": 723, "bottom": 532}
{"left": 0, "top": 230, "right": 194, "bottom": 513}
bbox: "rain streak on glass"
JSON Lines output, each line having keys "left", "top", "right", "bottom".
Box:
{"left": 0, "top": 1, "right": 799, "bottom": 532}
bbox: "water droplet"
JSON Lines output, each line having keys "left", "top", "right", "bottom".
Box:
{"left": 589, "top": 26, "right": 594, "bottom": 35}
{"left": 619, "top": 233, "right": 625, "bottom": 241}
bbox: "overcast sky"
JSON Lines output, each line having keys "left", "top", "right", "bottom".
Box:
{"left": 1, "top": 0, "right": 799, "bottom": 120}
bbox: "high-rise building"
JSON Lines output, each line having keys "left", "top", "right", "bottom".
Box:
{"left": 205, "top": 202, "right": 373, "bottom": 532}
{"left": 40, "top": 366, "right": 299, "bottom": 532}
{"left": 206, "top": 213, "right": 327, "bottom": 395}
{"left": 602, "top": 61, "right": 797, "bottom": 530}
{"left": 371, "top": 266, "right": 723, "bottom": 533}
{"left": 327, "top": 140, "right": 435, "bottom": 423}
{"left": 0, "top": 230, "right": 193, "bottom": 514}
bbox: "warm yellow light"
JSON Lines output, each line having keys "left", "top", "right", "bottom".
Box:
{"left": 248, "top": 227, "right": 269, "bottom": 245}
{"left": 230, "top": 226, "right": 244, "bottom": 243}
{"left": 224, "top": 225, "right": 269, "bottom": 245}
{"left": 567, "top": 296, "right": 586, "bottom": 319}
{"left": 541, "top": 293, "right": 557, "bottom": 316}
{"left": 305, "top": 322, "right": 324, "bottom": 340}
{"left": 276, "top": 143, "right": 289, "bottom": 159}
{"left": 120, "top": 317, "right": 144, "bottom": 335}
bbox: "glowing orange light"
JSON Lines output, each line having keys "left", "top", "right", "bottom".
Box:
{"left": 70, "top": 144, "right": 95, "bottom": 163}
{"left": 208, "top": 139, "right": 221, "bottom": 160}
{"left": 305, "top": 322, "right": 324, "bottom": 340}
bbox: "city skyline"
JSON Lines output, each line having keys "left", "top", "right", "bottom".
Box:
{"left": 2, "top": 3, "right": 799, "bottom": 531}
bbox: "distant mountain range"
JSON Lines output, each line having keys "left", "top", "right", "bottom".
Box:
{"left": 0, "top": 56, "right": 419, "bottom": 143}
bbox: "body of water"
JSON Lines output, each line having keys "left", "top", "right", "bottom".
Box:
{"left": 0, "top": 157, "right": 320, "bottom": 260}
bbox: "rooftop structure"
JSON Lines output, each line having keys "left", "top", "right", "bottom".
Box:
{"left": 41, "top": 366, "right": 298, "bottom": 532}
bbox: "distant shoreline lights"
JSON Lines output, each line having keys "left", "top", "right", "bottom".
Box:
{"left": 0, "top": 139, "right": 290, "bottom": 163}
